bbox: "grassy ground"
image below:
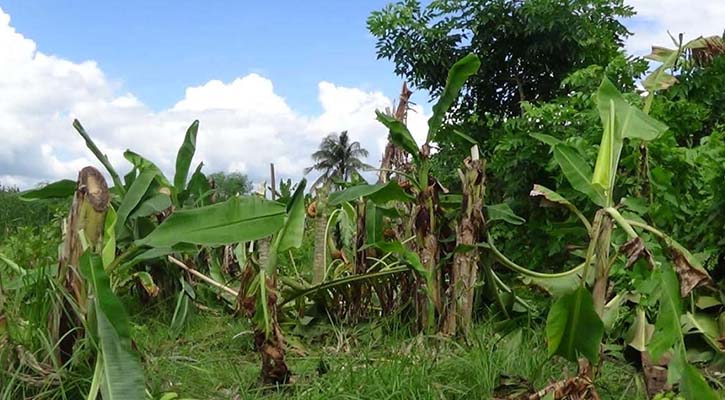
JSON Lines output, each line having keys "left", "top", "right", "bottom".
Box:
{"left": 131, "top": 300, "right": 648, "bottom": 400}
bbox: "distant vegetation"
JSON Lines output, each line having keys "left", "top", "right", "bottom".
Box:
{"left": 0, "top": 183, "right": 63, "bottom": 238}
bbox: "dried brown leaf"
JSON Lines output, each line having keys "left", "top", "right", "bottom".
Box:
{"left": 620, "top": 237, "right": 655, "bottom": 269}
{"left": 670, "top": 248, "right": 711, "bottom": 297}
{"left": 642, "top": 351, "right": 671, "bottom": 397}
{"left": 502, "top": 366, "right": 601, "bottom": 400}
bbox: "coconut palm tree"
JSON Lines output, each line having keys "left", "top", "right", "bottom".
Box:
{"left": 305, "top": 131, "right": 371, "bottom": 188}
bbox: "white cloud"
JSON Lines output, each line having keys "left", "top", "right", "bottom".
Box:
{"left": 0, "top": 7, "right": 429, "bottom": 189}
{"left": 7, "top": 1, "right": 717, "bottom": 191}
{"left": 625, "top": 0, "right": 725, "bottom": 57}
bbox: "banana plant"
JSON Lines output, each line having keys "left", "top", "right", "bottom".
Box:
{"left": 236, "top": 179, "right": 307, "bottom": 384}
{"left": 21, "top": 119, "right": 306, "bottom": 386}
{"left": 40, "top": 166, "right": 145, "bottom": 400}
{"left": 531, "top": 76, "right": 716, "bottom": 399}
{"left": 21, "top": 120, "right": 212, "bottom": 298}
{"left": 329, "top": 53, "right": 481, "bottom": 331}
{"left": 116, "top": 180, "right": 307, "bottom": 384}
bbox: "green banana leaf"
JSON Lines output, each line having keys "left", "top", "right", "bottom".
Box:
{"left": 139, "top": 196, "right": 286, "bottom": 248}
{"left": 546, "top": 286, "right": 604, "bottom": 364}
{"left": 19, "top": 179, "right": 76, "bottom": 200}
{"left": 173, "top": 120, "right": 199, "bottom": 193}
{"left": 80, "top": 251, "right": 144, "bottom": 400}
{"left": 428, "top": 53, "right": 481, "bottom": 142}
{"left": 376, "top": 111, "right": 420, "bottom": 161}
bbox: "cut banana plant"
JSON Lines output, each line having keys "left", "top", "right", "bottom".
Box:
{"left": 531, "top": 76, "right": 716, "bottom": 399}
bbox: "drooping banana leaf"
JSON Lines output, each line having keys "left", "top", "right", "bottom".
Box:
{"left": 115, "top": 169, "right": 156, "bottom": 236}
{"left": 375, "top": 111, "right": 420, "bottom": 161}
{"left": 79, "top": 251, "right": 144, "bottom": 400}
{"left": 139, "top": 196, "right": 286, "bottom": 248}
{"left": 553, "top": 144, "right": 606, "bottom": 207}
{"left": 19, "top": 179, "right": 76, "bottom": 200}
{"left": 128, "top": 193, "right": 172, "bottom": 219}
{"left": 530, "top": 184, "right": 591, "bottom": 231}
{"left": 124, "top": 150, "right": 171, "bottom": 188}
{"left": 485, "top": 203, "right": 525, "bottom": 225}
{"left": 546, "top": 286, "right": 604, "bottom": 364}
{"left": 329, "top": 181, "right": 412, "bottom": 205}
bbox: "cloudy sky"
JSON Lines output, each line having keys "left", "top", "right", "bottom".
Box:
{"left": 0, "top": 1, "right": 723, "bottom": 189}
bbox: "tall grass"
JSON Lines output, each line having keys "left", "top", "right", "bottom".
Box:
{"left": 132, "top": 309, "right": 647, "bottom": 400}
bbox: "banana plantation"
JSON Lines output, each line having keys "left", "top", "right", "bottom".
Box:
{"left": 1, "top": 1, "right": 724, "bottom": 399}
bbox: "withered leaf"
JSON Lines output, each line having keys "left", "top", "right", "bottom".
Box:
{"left": 669, "top": 248, "right": 711, "bottom": 297}
{"left": 620, "top": 237, "right": 655, "bottom": 269}
{"left": 642, "top": 351, "right": 671, "bottom": 397}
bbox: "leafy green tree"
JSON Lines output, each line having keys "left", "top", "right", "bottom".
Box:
{"left": 208, "top": 171, "right": 252, "bottom": 200}
{"left": 369, "top": 0, "right": 636, "bottom": 195}
{"left": 305, "top": 131, "right": 371, "bottom": 187}
{"left": 368, "top": 0, "right": 633, "bottom": 119}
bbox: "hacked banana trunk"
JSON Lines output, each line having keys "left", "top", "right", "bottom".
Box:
{"left": 257, "top": 238, "right": 271, "bottom": 271}
{"left": 312, "top": 185, "right": 329, "bottom": 284}
{"left": 237, "top": 257, "right": 290, "bottom": 386}
{"left": 53, "top": 166, "right": 109, "bottom": 363}
{"left": 378, "top": 83, "right": 412, "bottom": 183}
{"left": 592, "top": 212, "right": 613, "bottom": 315}
{"left": 414, "top": 179, "right": 441, "bottom": 330}
{"left": 351, "top": 199, "right": 369, "bottom": 320}
{"left": 443, "top": 155, "right": 486, "bottom": 337}
{"left": 255, "top": 275, "right": 291, "bottom": 386}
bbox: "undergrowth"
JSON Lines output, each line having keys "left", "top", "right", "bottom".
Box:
{"left": 131, "top": 303, "right": 648, "bottom": 400}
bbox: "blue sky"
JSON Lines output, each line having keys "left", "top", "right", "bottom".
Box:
{"left": 1, "top": 1, "right": 408, "bottom": 114}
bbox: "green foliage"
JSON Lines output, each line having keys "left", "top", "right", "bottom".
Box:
{"left": 592, "top": 78, "right": 668, "bottom": 202}
{"left": 553, "top": 144, "right": 606, "bottom": 207}
{"left": 485, "top": 203, "right": 525, "bottom": 225}
{"left": 278, "top": 181, "right": 308, "bottom": 252}
{"left": 116, "top": 169, "right": 157, "bottom": 236}
{"left": 427, "top": 53, "right": 480, "bottom": 142}
{"left": 375, "top": 112, "right": 420, "bottom": 160}
{"left": 208, "top": 171, "right": 252, "bottom": 200}
{"left": 140, "top": 196, "right": 286, "bottom": 248}
{"left": 329, "top": 181, "right": 412, "bottom": 206}
{"left": 0, "top": 184, "right": 64, "bottom": 239}
{"left": 173, "top": 120, "right": 199, "bottom": 193}
{"left": 80, "top": 251, "right": 144, "bottom": 400}
{"left": 648, "top": 264, "right": 682, "bottom": 361}
{"left": 18, "top": 179, "right": 76, "bottom": 201}
{"left": 545, "top": 286, "right": 604, "bottom": 363}
{"left": 368, "top": 0, "right": 633, "bottom": 118}
{"left": 647, "top": 263, "right": 719, "bottom": 399}
{"left": 2, "top": 6, "right": 725, "bottom": 399}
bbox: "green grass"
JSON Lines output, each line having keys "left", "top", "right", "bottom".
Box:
{"left": 132, "top": 304, "right": 648, "bottom": 400}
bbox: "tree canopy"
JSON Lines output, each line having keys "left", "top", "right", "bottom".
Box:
{"left": 208, "top": 171, "right": 252, "bottom": 200}
{"left": 368, "top": 0, "right": 634, "bottom": 119}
